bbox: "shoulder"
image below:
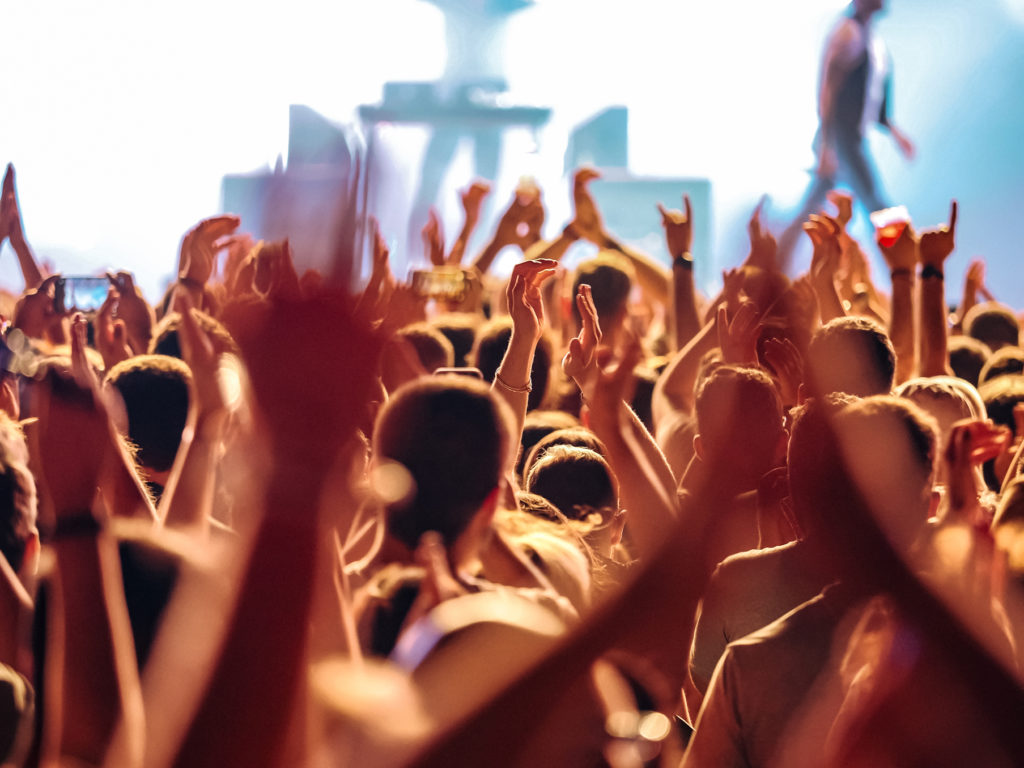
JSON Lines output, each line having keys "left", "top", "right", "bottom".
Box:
{"left": 826, "top": 17, "right": 865, "bottom": 67}
{"left": 714, "top": 540, "right": 801, "bottom": 582}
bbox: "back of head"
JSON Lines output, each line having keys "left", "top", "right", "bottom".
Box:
{"left": 979, "top": 345, "right": 1024, "bottom": 385}
{"left": 472, "top": 317, "right": 552, "bottom": 411}
{"left": 525, "top": 445, "right": 618, "bottom": 521}
{"left": 979, "top": 375, "right": 1024, "bottom": 437}
{"left": 0, "top": 415, "right": 35, "bottom": 574}
{"left": 895, "top": 376, "right": 984, "bottom": 447}
{"left": 807, "top": 316, "right": 896, "bottom": 397}
{"left": 518, "top": 410, "right": 581, "bottom": 479}
{"left": 396, "top": 322, "right": 455, "bottom": 373}
{"left": 789, "top": 395, "right": 936, "bottom": 551}
{"left": 948, "top": 335, "right": 992, "bottom": 387}
{"left": 150, "top": 309, "right": 239, "bottom": 360}
{"left": 373, "top": 376, "right": 513, "bottom": 549}
{"left": 964, "top": 302, "right": 1020, "bottom": 352}
{"left": 105, "top": 355, "right": 192, "bottom": 473}
{"left": 694, "top": 365, "right": 784, "bottom": 481}
{"left": 524, "top": 426, "right": 607, "bottom": 480}
{"left": 572, "top": 254, "right": 633, "bottom": 332}
{"left": 431, "top": 314, "right": 479, "bottom": 367}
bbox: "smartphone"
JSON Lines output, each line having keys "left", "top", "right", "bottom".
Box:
{"left": 54, "top": 276, "right": 110, "bottom": 314}
{"left": 411, "top": 267, "right": 468, "bottom": 303}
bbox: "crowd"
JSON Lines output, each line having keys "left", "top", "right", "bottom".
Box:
{"left": 0, "top": 151, "right": 1021, "bottom": 768}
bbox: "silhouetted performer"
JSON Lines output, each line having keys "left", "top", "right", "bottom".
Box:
{"left": 778, "top": 0, "right": 914, "bottom": 269}
{"left": 408, "top": 0, "right": 534, "bottom": 249}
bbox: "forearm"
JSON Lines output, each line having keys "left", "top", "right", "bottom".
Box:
{"left": 8, "top": 233, "right": 44, "bottom": 290}
{"left": 52, "top": 531, "right": 143, "bottom": 767}
{"left": 602, "top": 235, "right": 670, "bottom": 306}
{"left": 159, "top": 413, "right": 227, "bottom": 534}
{"left": 919, "top": 270, "right": 950, "bottom": 377}
{"left": 492, "top": 330, "right": 536, "bottom": 441}
{"left": 672, "top": 258, "right": 701, "bottom": 351}
{"left": 171, "top": 463, "right": 326, "bottom": 768}
{"left": 813, "top": 274, "right": 846, "bottom": 324}
{"left": 471, "top": 238, "right": 507, "bottom": 276}
{"left": 652, "top": 318, "right": 717, "bottom": 432}
{"left": 523, "top": 230, "right": 576, "bottom": 263}
{"left": 889, "top": 272, "right": 917, "bottom": 383}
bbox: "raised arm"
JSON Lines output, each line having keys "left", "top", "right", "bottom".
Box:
{"left": 446, "top": 180, "right": 490, "bottom": 266}
{"left": 878, "top": 223, "right": 919, "bottom": 385}
{"left": 0, "top": 165, "right": 45, "bottom": 290}
{"left": 492, "top": 259, "right": 557, "bottom": 440}
{"left": 804, "top": 213, "right": 846, "bottom": 323}
{"left": 34, "top": 369, "right": 144, "bottom": 767}
{"left": 471, "top": 192, "right": 544, "bottom": 276}
{"left": 918, "top": 200, "right": 958, "bottom": 376}
{"left": 658, "top": 194, "right": 700, "bottom": 350}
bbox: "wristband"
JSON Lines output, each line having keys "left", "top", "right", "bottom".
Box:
{"left": 494, "top": 372, "right": 532, "bottom": 393}
{"left": 920, "top": 265, "right": 944, "bottom": 280}
{"left": 673, "top": 253, "right": 694, "bottom": 270}
{"left": 890, "top": 268, "right": 912, "bottom": 280}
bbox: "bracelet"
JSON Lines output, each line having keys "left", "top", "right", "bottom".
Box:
{"left": 920, "top": 265, "right": 944, "bottom": 280}
{"left": 890, "top": 268, "right": 912, "bottom": 280}
{"left": 494, "top": 372, "right": 532, "bottom": 393}
{"left": 673, "top": 253, "right": 694, "bottom": 270}
{"left": 49, "top": 511, "right": 102, "bottom": 542}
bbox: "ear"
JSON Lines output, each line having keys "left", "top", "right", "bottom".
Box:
{"left": 928, "top": 488, "right": 942, "bottom": 520}
{"left": 477, "top": 486, "right": 501, "bottom": 528}
{"left": 797, "top": 382, "right": 808, "bottom": 406}
{"left": 693, "top": 433, "right": 704, "bottom": 461}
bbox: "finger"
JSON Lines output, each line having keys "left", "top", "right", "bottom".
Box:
{"left": 684, "top": 194, "right": 693, "bottom": 223}
{"left": 948, "top": 199, "right": 958, "bottom": 233}
{"left": 656, "top": 202, "right": 670, "bottom": 224}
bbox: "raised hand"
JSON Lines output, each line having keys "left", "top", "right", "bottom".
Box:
{"left": 95, "top": 288, "right": 133, "bottom": 370}
{"left": 13, "top": 274, "right": 64, "bottom": 342}
{"left": 459, "top": 181, "right": 491, "bottom": 235}
{"left": 805, "top": 213, "right": 842, "bottom": 283}
{"left": 876, "top": 218, "right": 918, "bottom": 274}
{"left": 179, "top": 215, "right": 241, "bottom": 286}
{"left": 252, "top": 239, "right": 302, "bottom": 300}
{"left": 827, "top": 190, "right": 854, "bottom": 229}
{"left": 174, "top": 293, "right": 229, "bottom": 419}
{"left": 561, "top": 284, "right": 602, "bottom": 392}
{"left": 717, "top": 300, "right": 760, "bottom": 365}
{"left": 421, "top": 208, "right": 446, "bottom": 267}
{"left": 570, "top": 167, "right": 606, "bottom": 244}
{"left": 0, "top": 164, "right": 18, "bottom": 243}
{"left": 745, "top": 197, "right": 779, "bottom": 272}
{"left": 107, "top": 271, "right": 154, "bottom": 355}
{"left": 762, "top": 336, "right": 805, "bottom": 407}
{"left": 657, "top": 194, "right": 694, "bottom": 258}
{"left": 494, "top": 193, "right": 544, "bottom": 251}
{"left": 918, "top": 200, "right": 958, "bottom": 270}
{"left": 507, "top": 259, "right": 558, "bottom": 343}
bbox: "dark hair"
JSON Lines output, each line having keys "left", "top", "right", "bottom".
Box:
{"left": 374, "top": 376, "right": 513, "bottom": 549}
{"left": 807, "top": 316, "right": 896, "bottom": 397}
{"left": 525, "top": 446, "right": 618, "bottom": 521}
{"left": 518, "top": 410, "right": 581, "bottom": 480}
{"left": 431, "top": 314, "right": 479, "bottom": 367}
{"left": 979, "top": 346, "right": 1024, "bottom": 385}
{"left": 572, "top": 255, "right": 632, "bottom": 330}
{"left": 694, "top": 365, "right": 784, "bottom": 478}
{"left": 149, "top": 310, "right": 240, "bottom": 360}
{"left": 948, "top": 335, "right": 991, "bottom": 387}
{"left": 397, "top": 322, "right": 455, "bottom": 372}
{"left": 964, "top": 302, "right": 1020, "bottom": 352}
{"left": 105, "top": 355, "right": 193, "bottom": 472}
{"left": 524, "top": 427, "right": 608, "bottom": 480}
{"left": 472, "top": 317, "right": 552, "bottom": 411}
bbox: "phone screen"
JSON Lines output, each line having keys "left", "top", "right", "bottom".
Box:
{"left": 55, "top": 276, "right": 110, "bottom": 314}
